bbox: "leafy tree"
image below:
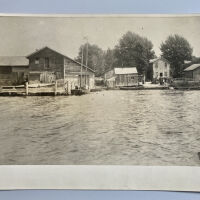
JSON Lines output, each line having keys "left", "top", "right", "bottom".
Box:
{"left": 103, "top": 48, "right": 117, "bottom": 72}
{"left": 113, "top": 31, "right": 155, "bottom": 75}
{"left": 76, "top": 43, "right": 104, "bottom": 76}
{"left": 160, "top": 34, "right": 193, "bottom": 78}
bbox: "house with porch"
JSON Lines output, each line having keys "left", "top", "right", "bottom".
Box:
{"left": 104, "top": 67, "right": 138, "bottom": 88}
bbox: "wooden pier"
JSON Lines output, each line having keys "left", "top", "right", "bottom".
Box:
{"left": 0, "top": 81, "right": 68, "bottom": 96}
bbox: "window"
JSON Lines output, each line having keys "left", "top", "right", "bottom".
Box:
{"left": 155, "top": 62, "right": 158, "bottom": 68}
{"left": 164, "top": 72, "right": 168, "bottom": 77}
{"left": 44, "top": 57, "right": 50, "bottom": 69}
{"left": 165, "top": 62, "right": 167, "bottom": 67}
{"left": 35, "top": 58, "right": 39, "bottom": 64}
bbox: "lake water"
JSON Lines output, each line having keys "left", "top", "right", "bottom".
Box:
{"left": 0, "top": 90, "right": 200, "bottom": 165}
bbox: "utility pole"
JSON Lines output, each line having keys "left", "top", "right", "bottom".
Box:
{"left": 84, "top": 36, "right": 89, "bottom": 88}
{"left": 80, "top": 46, "right": 84, "bottom": 88}
{"left": 63, "top": 60, "right": 65, "bottom": 83}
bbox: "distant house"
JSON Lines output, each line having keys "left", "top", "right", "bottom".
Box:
{"left": 149, "top": 57, "right": 171, "bottom": 81}
{"left": 184, "top": 64, "right": 200, "bottom": 81}
{"left": 0, "top": 56, "right": 29, "bottom": 85}
{"left": 104, "top": 67, "right": 138, "bottom": 88}
{"left": 26, "top": 46, "right": 95, "bottom": 89}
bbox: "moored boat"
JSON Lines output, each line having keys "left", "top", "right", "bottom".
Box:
{"left": 120, "top": 85, "right": 144, "bottom": 90}
{"left": 71, "top": 89, "right": 90, "bottom": 95}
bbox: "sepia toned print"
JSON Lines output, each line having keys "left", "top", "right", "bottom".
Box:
{"left": 0, "top": 15, "right": 200, "bottom": 165}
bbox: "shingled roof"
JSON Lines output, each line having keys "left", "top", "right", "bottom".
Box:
{"left": 0, "top": 56, "right": 29, "bottom": 66}
{"left": 184, "top": 64, "right": 200, "bottom": 71}
{"left": 114, "top": 67, "right": 138, "bottom": 74}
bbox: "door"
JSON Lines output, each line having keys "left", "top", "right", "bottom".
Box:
{"left": 44, "top": 57, "right": 50, "bottom": 69}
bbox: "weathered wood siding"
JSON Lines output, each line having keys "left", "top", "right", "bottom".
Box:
{"left": 28, "top": 48, "right": 64, "bottom": 80}
{"left": 184, "top": 71, "right": 193, "bottom": 79}
{"left": 193, "top": 67, "right": 200, "bottom": 81}
{"left": 104, "top": 69, "right": 115, "bottom": 80}
{"left": 104, "top": 69, "right": 138, "bottom": 87}
{"left": 27, "top": 47, "right": 95, "bottom": 89}
{"left": 12, "top": 66, "right": 28, "bottom": 73}
{"left": 184, "top": 67, "right": 200, "bottom": 81}
{"left": 64, "top": 58, "right": 95, "bottom": 89}
{"left": 0, "top": 66, "right": 26, "bottom": 85}
{"left": 0, "top": 66, "right": 12, "bottom": 74}
{"left": 115, "top": 74, "right": 138, "bottom": 86}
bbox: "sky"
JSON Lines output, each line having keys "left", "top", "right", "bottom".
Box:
{"left": 0, "top": 15, "right": 200, "bottom": 59}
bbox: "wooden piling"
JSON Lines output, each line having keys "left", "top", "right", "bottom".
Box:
{"left": 25, "top": 82, "right": 29, "bottom": 96}
{"left": 67, "top": 81, "right": 70, "bottom": 95}
{"left": 54, "top": 80, "right": 57, "bottom": 95}
{"left": 65, "top": 81, "right": 68, "bottom": 95}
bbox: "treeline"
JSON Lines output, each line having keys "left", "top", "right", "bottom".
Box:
{"left": 75, "top": 31, "right": 194, "bottom": 78}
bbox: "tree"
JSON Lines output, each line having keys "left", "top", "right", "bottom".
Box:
{"left": 103, "top": 48, "right": 117, "bottom": 72}
{"left": 113, "top": 31, "right": 155, "bottom": 75}
{"left": 160, "top": 34, "right": 193, "bottom": 78}
{"left": 76, "top": 43, "right": 104, "bottom": 76}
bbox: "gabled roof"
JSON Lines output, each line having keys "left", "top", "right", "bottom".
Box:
{"left": 114, "top": 67, "right": 138, "bottom": 74}
{"left": 149, "top": 57, "right": 170, "bottom": 64}
{"left": 27, "top": 46, "right": 95, "bottom": 73}
{"left": 184, "top": 64, "right": 200, "bottom": 71}
{"left": 0, "top": 56, "right": 29, "bottom": 66}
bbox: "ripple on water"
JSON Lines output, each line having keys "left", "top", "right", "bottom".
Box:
{"left": 0, "top": 90, "right": 199, "bottom": 165}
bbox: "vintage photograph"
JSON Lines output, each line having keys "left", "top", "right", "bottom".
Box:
{"left": 0, "top": 15, "right": 200, "bottom": 165}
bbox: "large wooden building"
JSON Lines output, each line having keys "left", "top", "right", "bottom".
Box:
{"left": 0, "top": 47, "right": 95, "bottom": 92}
{"left": 0, "top": 56, "right": 29, "bottom": 85}
{"left": 27, "top": 47, "right": 95, "bottom": 90}
{"left": 104, "top": 67, "right": 138, "bottom": 88}
{"left": 184, "top": 64, "right": 200, "bottom": 81}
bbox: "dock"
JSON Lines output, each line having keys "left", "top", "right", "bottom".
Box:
{"left": 0, "top": 82, "right": 67, "bottom": 96}
{"left": 0, "top": 81, "right": 97, "bottom": 96}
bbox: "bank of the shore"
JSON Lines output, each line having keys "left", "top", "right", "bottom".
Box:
{"left": 1, "top": 80, "right": 200, "bottom": 96}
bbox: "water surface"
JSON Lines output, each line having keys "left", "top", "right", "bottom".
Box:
{"left": 0, "top": 90, "right": 200, "bottom": 165}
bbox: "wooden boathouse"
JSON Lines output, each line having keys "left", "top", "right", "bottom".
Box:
{"left": 27, "top": 47, "right": 95, "bottom": 91}
{"left": 0, "top": 47, "right": 95, "bottom": 95}
{"left": 103, "top": 67, "right": 138, "bottom": 88}
{"left": 0, "top": 56, "right": 29, "bottom": 86}
{"left": 184, "top": 64, "right": 200, "bottom": 81}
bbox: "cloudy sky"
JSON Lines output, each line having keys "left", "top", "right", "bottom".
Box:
{"left": 0, "top": 15, "right": 200, "bottom": 59}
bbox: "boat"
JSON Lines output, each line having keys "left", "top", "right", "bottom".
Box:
{"left": 120, "top": 85, "right": 144, "bottom": 90}
{"left": 120, "top": 84, "right": 170, "bottom": 90}
{"left": 71, "top": 89, "right": 90, "bottom": 95}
